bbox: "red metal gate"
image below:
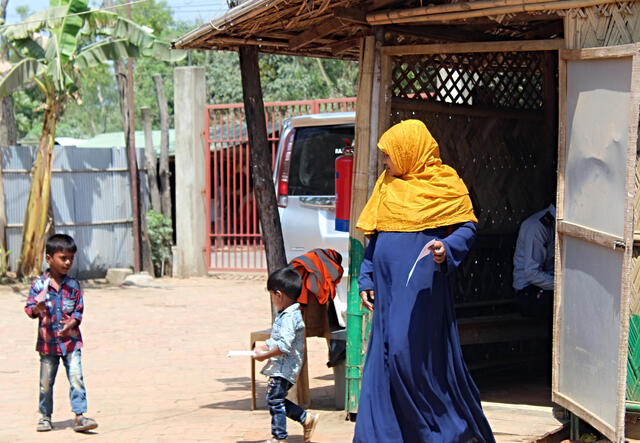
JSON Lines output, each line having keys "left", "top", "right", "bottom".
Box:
{"left": 205, "top": 98, "right": 356, "bottom": 271}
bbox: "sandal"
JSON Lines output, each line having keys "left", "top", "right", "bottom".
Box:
{"left": 73, "top": 416, "right": 98, "bottom": 433}
{"left": 37, "top": 416, "right": 52, "bottom": 432}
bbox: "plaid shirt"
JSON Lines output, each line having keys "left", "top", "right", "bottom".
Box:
{"left": 24, "top": 271, "right": 84, "bottom": 356}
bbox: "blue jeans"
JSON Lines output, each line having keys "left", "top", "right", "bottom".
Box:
{"left": 39, "top": 349, "right": 87, "bottom": 417}
{"left": 266, "top": 376, "right": 306, "bottom": 440}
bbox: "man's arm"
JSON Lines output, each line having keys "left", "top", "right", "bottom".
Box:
{"left": 521, "top": 224, "right": 554, "bottom": 290}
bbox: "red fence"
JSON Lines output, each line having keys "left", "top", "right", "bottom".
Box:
{"left": 205, "top": 97, "right": 357, "bottom": 271}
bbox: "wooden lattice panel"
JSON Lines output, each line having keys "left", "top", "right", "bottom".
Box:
{"left": 391, "top": 52, "right": 546, "bottom": 111}
{"left": 564, "top": 2, "right": 640, "bottom": 49}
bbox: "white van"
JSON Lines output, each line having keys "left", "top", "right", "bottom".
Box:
{"left": 272, "top": 112, "right": 355, "bottom": 327}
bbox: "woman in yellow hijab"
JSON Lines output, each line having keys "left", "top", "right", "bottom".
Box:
{"left": 353, "top": 120, "right": 494, "bottom": 443}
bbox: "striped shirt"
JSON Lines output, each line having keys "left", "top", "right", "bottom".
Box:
{"left": 24, "top": 272, "right": 84, "bottom": 356}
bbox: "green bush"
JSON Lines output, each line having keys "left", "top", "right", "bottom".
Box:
{"left": 146, "top": 210, "right": 173, "bottom": 277}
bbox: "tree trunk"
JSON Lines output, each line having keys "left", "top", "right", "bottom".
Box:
{"left": 17, "top": 98, "right": 62, "bottom": 278}
{"left": 141, "top": 106, "right": 161, "bottom": 212}
{"left": 152, "top": 74, "right": 172, "bottom": 220}
{"left": 0, "top": 97, "right": 13, "bottom": 266}
{"left": 0, "top": 0, "right": 16, "bottom": 269}
{"left": 115, "top": 61, "right": 153, "bottom": 274}
{"left": 238, "top": 46, "right": 287, "bottom": 275}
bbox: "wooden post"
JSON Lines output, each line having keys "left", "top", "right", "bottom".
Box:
{"left": 238, "top": 45, "right": 287, "bottom": 276}
{"left": 238, "top": 45, "right": 300, "bottom": 403}
{"left": 0, "top": 0, "right": 15, "bottom": 269}
{"left": 141, "top": 106, "right": 161, "bottom": 212}
{"left": 115, "top": 66, "right": 140, "bottom": 272}
{"left": 345, "top": 35, "right": 376, "bottom": 418}
{"left": 153, "top": 74, "right": 172, "bottom": 220}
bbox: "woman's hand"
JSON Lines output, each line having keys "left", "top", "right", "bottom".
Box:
{"left": 360, "top": 290, "right": 374, "bottom": 311}
{"left": 431, "top": 240, "right": 446, "bottom": 264}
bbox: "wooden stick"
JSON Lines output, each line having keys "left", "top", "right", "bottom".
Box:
{"left": 367, "top": 0, "right": 624, "bottom": 25}
{"left": 560, "top": 42, "right": 640, "bottom": 60}
{"left": 204, "top": 36, "right": 288, "bottom": 48}
{"left": 556, "top": 220, "right": 624, "bottom": 250}
{"left": 141, "top": 106, "right": 162, "bottom": 213}
{"left": 380, "top": 39, "right": 565, "bottom": 55}
{"left": 367, "top": 0, "right": 560, "bottom": 23}
{"left": 367, "top": 30, "right": 383, "bottom": 194}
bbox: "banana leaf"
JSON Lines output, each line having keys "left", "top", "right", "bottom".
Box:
{"left": 2, "top": 7, "right": 67, "bottom": 40}
{"left": 112, "top": 16, "right": 155, "bottom": 49}
{"left": 74, "top": 39, "right": 140, "bottom": 70}
{"left": 0, "top": 58, "right": 42, "bottom": 97}
{"left": 44, "top": 34, "right": 64, "bottom": 90}
{"left": 54, "top": 0, "right": 89, "bottom": 66}
{"left": 14, "top": 38, "right": 46, "bottom": 60}
{"left": 143, "top": 40, "right": 186, "bottom": 63}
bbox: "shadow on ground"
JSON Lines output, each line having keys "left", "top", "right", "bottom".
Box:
{"left": 49, "top": 418, "right": 98, "bottom": 435}
{"left": 201, "top": 385, "right": 341, "bottom": 412}
{"left": 237, "top": 436, "right": 305, "bottom": 443}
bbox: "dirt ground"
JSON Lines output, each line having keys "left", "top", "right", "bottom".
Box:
{"left": 1, "top": 273, "right": 571, "bottom": 443}
{"left": 0, "top": 275, "right": 355, "bottom": 442}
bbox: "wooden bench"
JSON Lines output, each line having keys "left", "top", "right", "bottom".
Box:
{"left": 454, "top": 298, "right": 551, "bottom": 370}
{"left": 457, "top": 313, "right": 549, "bottom": 346}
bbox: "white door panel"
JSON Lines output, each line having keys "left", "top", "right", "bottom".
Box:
{"left": 554, "top": 44, "right": 640, "bottom": 442}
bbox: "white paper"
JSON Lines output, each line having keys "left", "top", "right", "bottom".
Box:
{"left": 34, "top": 278, "right": 49, "bottom": 303}
{"left": 226, "top": 350, "right": 256, "bottom": 357}
{"left": 406, "top": 239, "right": 436, "bottom": 286}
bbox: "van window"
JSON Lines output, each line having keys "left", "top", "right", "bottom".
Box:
{"left": 287, "top": 124, "right": 354, "bottom": 196}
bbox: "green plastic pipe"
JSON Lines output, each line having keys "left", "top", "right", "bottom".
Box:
{"left": 345, "top": 237, "right": 365, "bottom": 417}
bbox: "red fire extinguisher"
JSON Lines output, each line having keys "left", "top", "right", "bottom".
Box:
{"left": 335, "top": 141, "right": 353, "bottom": 232}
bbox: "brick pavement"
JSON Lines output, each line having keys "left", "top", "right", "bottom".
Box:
{"left": 0, "top": 276, "right": 355, "bottom": 442}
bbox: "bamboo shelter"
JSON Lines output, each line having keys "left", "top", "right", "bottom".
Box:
{"left": 174, "top": 1, "right": 640, "bottom": 440}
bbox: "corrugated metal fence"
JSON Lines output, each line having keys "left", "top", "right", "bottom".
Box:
{"left": 2, "top": 145, "right": 146, "bottom": 278}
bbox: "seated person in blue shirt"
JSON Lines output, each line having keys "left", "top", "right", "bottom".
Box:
{"left": 253, "top": 267, "right": 320, "bottom": 443}
{"left": 512, "top": 203, "right": 556, "bottom": 320}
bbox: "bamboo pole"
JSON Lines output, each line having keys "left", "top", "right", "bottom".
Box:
{"left": 141, "top": 106, "right": 162, "bottom": 213}
{"left": 345, "top": 35, "right": 375, "bottom": 418}
{"left": 380, "top": 39, "right": 565, "bottom": 56}
{"left": 367, "top": 0, "right": 560, "bottom": 23}
{"left": 367, "top": 0, "right": 624, "bottom": 25}
{"left": 153, "top": 74, "right": 172, "bottom": 220}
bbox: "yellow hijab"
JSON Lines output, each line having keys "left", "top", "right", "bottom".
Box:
{"left": 356, "top": 119, "right": 477, "bottom": 235}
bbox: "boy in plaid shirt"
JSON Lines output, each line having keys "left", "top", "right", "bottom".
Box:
{"left": 24, "top": 234, "right": 98, "bottom": 433}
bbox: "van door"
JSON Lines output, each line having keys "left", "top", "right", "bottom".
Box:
{"left": 553, "top": 43, "right": 640, "bottom": 442}
{"left": 278, "top": 124, "right": 354, "bottom": 325}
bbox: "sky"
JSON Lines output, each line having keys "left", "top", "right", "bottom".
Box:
{"left": 5, "top": 0, "right": 230, "bottom": 25}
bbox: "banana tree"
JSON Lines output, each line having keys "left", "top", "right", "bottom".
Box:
{"left": 0, "top": 0, "right": 183, "bottom": 278}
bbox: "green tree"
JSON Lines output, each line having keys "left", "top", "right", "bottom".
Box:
{"left": 0, "top": 0, "right": 183, "bottom": 277}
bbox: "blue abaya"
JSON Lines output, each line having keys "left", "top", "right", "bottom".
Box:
{"left": 353, "top": 222, "right": 494, "bottom": 443}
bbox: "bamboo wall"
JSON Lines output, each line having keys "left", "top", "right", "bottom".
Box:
{"left": 564, "top": 2, "right": 640, "bottom": 49}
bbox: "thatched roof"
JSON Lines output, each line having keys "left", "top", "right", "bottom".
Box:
{"left": 170, "top": 0, "right": 585, "bottom": 59}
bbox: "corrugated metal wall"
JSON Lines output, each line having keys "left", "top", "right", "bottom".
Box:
{"left": 2, "top": 145, "right": 147, "bottom": 278}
